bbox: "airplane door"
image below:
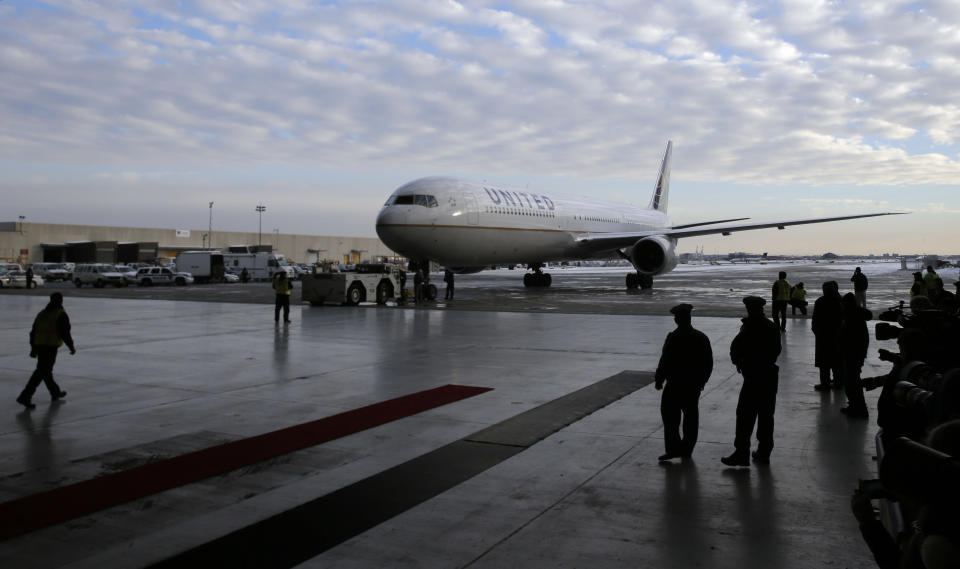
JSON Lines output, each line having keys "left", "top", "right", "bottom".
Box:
{"left": 462, "top": 192, "right": 479, "bottom": 225}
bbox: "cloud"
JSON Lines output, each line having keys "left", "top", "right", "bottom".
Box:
{"left": 2, "top": 0, "right": 960, "bottom": 249}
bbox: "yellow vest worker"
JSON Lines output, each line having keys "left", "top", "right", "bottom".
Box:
{"left": 273, "top": 274, "right": 293, "bottom": 323}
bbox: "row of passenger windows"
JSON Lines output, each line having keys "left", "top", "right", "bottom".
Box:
{"left": 388, "top": 194, "right": 439, "bottom": 208}
{"left": 484, "top": 207, "right": 555, "bottom": 218}
{"left": 575, "top": 215, "right": 619, "bottom": 223}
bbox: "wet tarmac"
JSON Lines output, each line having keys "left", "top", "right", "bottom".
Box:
{"left": 4, "top": 260, "right": 936, "bottom": 318}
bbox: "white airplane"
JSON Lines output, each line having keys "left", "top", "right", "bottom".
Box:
{"left": 375, "top": 141, "right": 903, "bottom": 295}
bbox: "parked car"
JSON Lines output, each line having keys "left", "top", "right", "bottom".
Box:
{"left": 135, "top": 266, "right": 194, "bottom": 286}
{"left": 6, "top": 270, "right": 44, "bottom": 288}
{"left": 30, "top": 262, "right": 70, "bottom": 282}
{"left": 116, "top": 265, "right": 139, "bottom": 285}
{"left": 0, "top": 269, "right": 11, "bottom": 287}
{"left": 74, "top": 264, "right": 127, "bottom": 288}
{"left": 222, "top": 268, "right": 240, "bottom": 283}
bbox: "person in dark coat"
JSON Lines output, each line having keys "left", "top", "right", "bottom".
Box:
{"left": 443, "top": 269, "right": 455, "bottom": 300}
{"left": 722, "top": 296, "right": 782, "bottom": 466}
{"left": 839, "top": 292, "right": 872, "bottom": 418}
{"left": 654, "top": 303, "right": 713, "bottom": 461}
{"left": 25, "top": 266, "right": 34, "bottom": 288}
{"left": 851, "top": 267, "right": 868, "bottom": 308}
{"left": 812, "top": 281, "right": 844, "bottom": 391}
{"left": 17, "top": 292, "right": 75, "bottom": 409}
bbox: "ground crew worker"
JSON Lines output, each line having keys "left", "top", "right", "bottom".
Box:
{"left": 17, "top": 292, "right": 74, "bottom": 409}
{"left": 273, "top": 272, "right": 293, "bottom": 323}
{"left": 722, "top": 296, "right": 782, "bottom": 467}
{"left": 26, "top": 266, "right": 34, "bottom": 288}
{"left": 444, "top": 269, "right": 455, "bottom": 300}
{"left": 910, "top": 272, "right": 927, "bottom": 298}
{"left": 240, "top": 267, "right": 249, "bottom": 283}
{"left": 771, "top": 271, "right": 790, "bottom": 331}
{"left": 851, "top": 267, "right": 868, "bottom": 308}
{"left": 654, "top": 303, "right": 713, "bottom": 461}
{"left": 924, "top": 266, "right": 939, "bottom": 294}
{"left": 414, "top": 268, "right": 424, "bottom": 304}
{"left": 789, "top": 282, "right": 808, "bottom": 315}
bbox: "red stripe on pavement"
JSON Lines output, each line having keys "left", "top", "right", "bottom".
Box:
{"left": 0, "top": 384, "right": 492, "bottom": 541}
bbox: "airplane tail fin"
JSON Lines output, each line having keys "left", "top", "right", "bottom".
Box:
{"left": 647, "top": 140, "right": 673, "bottom": 212}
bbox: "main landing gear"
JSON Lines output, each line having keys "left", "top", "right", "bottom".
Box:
{"left": 523, "top": 263, "right": 552, "bottom": 287}
{"left": 625, "top": 272, "right": 654, "bottom": 290}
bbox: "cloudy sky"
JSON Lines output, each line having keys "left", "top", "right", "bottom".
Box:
{"left": 2, "top": 0, "right": 959, "bottom": 255}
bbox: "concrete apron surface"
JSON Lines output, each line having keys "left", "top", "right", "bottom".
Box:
{"left": 0, "top": 294, "right": 889, "bottom": 569}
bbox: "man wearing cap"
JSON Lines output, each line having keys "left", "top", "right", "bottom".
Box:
{"left": 654, "top": 303, "right": 713, "bottom": 461}
{"left": 17, "top": 292, "right": 75, "bottom": 409}
{"left": 722, "top": 296, "right": 782, "bottom": 466}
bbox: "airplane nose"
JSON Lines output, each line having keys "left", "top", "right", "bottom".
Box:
{"left": 375, "top": 207, "right": 407, "bottom": 249}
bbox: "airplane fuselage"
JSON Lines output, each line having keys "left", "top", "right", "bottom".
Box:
{"left": 375, "top": 176, "right": 671, "bottom": 269}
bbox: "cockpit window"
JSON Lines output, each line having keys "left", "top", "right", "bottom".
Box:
{"left": 389, "top": 194, "right": 438, "bottom": 207}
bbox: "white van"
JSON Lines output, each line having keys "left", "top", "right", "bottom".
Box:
{"left": 30, "top": 262, "right": 71, "bottom": 282}
{"left": 74, "top": 264, "right": 127, "bottom": 288}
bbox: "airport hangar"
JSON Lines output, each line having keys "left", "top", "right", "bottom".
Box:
{"left": 0, "top": 221, "right": 399, "bottom": 267}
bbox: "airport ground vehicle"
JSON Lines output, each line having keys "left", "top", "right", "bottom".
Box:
{"left": 135, "top": 266, "right": 194, "bottom": 286}
{"left": 301, "top": 263, "right": 403, "bottom": 306}
{"left": 74, "top": 264, "right": 127, "bottom": 288}
{"left": 222, "top": 252, "right": 294, "bottom": 281}
{"left": 30, "top": 262, "right": 70, "bottom": 282}
{"left": 175, "top": 251, "right": 226, "bottom": 283}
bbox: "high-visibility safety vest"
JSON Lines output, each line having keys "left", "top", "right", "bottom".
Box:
{"left": 791, "top": 287, "right": 806, "bottom": 301}
{"left": 910, "top": 281, "right": 928, "bottom": 298}
{"left": 273, "top": 279, "right": 292, "bottom": 295}
{"left": 924, "top": 272, "right": 938, "bottom": 290}
{"left": 33, "top": 308, "right": 64, "bottom": 347}
{"left": 774, "top": 279, "right": 791, "bottom": 301}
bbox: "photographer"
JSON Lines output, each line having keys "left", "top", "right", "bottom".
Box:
{"left": 852, "top": 420, "right": 960, "bottom": 569}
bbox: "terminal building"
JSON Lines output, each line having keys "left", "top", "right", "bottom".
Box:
{"left": 0, "top": 221, "right": 398, "bottom": 267}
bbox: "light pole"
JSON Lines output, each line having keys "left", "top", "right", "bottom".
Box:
{"left": 208, "top": 201, "right": 214, "bottom": 250}
{"left": 256, "top": 204, "right": 266, "bottom": 247}
{"left": 202, "top": 233, "right": 208, "bottom": 249}
{"left": 18, "top": 215, "right": 25, "bottom": 235}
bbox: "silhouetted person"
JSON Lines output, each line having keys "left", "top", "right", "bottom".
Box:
{"left": 813, "top": 281, "right": 844, "bottom": 391}
{"left": 17, "top": 292, "right": 74, "bottom": 409}
{"left": 722, "top": 296, "right": 782, "bottom": 467}
{"left": 414, "top": 269, "right": 424, "bottom": 304}
{"left": 924, "top": 265, "right": 939, "bottom": 294}
{"left": 909, "top": 271, "right": 926, "bottom": 298}
{"left": 851, "top": 267, "right": 868, "bottom": 308}
{"left": 240, "top": 267, "right": 250, "bottom": 283}
{"left": 790, "top": 282, "right": 808, "bottom": 315}
{"left": 273, "top": 272, "right": 292, "bottom": 323}
{"left": 444, "top": 269, "right": 455, "bottom": 300}
{"left": 25, "top": 266, "right": 34, "bottom": 288}
{"left": 839, "top": 292, "right": 872, "bottom": 418}
{"left": 654, "top": 303, "right": 713, "bottom": 461}
{"left": 771, "top": 271, "right": 790, "bottom": 331}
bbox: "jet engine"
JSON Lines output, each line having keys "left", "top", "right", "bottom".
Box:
{"left": 629, "top": 235, "right": 678, "bottom": 276}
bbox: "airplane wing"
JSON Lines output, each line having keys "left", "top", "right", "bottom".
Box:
{"left": 574, "top": 212, "right": 907, "bottom": 251}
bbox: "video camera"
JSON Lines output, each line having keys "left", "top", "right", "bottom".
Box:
{"left": 879, "top": 436, "right": 960, "bottom": 511}
{"left": 892, "top": 363, "right": 960, "bottom": 431}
